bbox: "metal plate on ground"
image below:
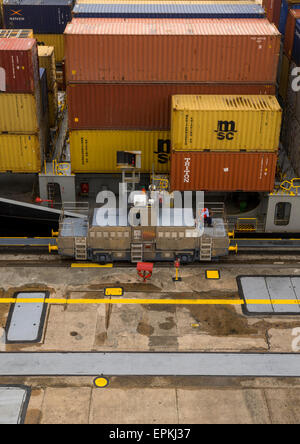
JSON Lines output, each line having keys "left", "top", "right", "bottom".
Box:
{"left": 0, "top": 385, "right": 31, "bottom": 424}
{"left": 5, "top": 292, "right": 49, "bottom": 343}
{"left": 237, "top": 276, "right": 300, "bottom": 316}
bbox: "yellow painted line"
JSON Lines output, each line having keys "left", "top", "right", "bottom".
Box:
{"left": 0, "top": 237, "right": 28, "bottom": 239}
{"left": 0, "top": 298, "right": 299, "bottom": 305}
{"left": 71, "top": 263, "right": 113, "bottom": 268}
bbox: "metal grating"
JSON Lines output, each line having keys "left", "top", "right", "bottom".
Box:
{"left": 5, "top": 292, "right": 49, "bottom": 343}
{"left": 0, "top": 386, "right": 31, "bottom": 424}
{"left": 237, "top": 276, "right": 300, "bottom": 316}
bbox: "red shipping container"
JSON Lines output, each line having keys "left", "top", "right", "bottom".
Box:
{"left": 64, "top": 19, "right": 281, "bottom": 84}
{"left": 0, "top": 38, "right": 39, "bottom": 93}
{"left": 67, "top": 83, "right": 276, "bottom": 130}
{"left": 284, "top": 9, "right": 300, "bottom": 58}
{"left": 170, "top": 151, "right": 277, "bottom": 192}
{"left": 262, "top": 0, "right": 282, "bottom": 27}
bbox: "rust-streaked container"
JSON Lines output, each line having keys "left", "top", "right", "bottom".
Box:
{"left": 284, "top": 9, "right": 300, "bottom": 58}
{"left": 64, "top": 19, "right": 280, "bottom": 84}
{"left": 171, "top": 95, "right": 282, "bottom": 152}
{"left": 0, "top": 38, "right": 39, "bottom": 92}
{"left": 67, "top": 83, "right": 276, "bottom": 131}
{"left": 70, "top": 130, "right": 170, "bottom": 173}
{"left": 0, "top": 134, "right": 41, "bottom": 173}
{"left": 170, "top": 151, "right": 277, "bottom": 192}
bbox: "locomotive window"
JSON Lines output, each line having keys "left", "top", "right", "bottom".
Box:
{"left": 165, "top": 232, "right": 170, "bottom": 238}
{"left": 97, "top": 232, "right": 102, "bottom": 238}
{"left": 172, "top": 232, "right": 177, "bottom": 238}
{"left": 103, "top": 232, "right": 108, "bottom": 238}
{"left": 274, "top": 202, "right": 291, "bottom": 226}
{"left": 111, "top": 232, "right": 116, "bottom": 238}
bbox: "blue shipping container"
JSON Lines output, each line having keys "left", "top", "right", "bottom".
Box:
{"left": 279, "top": 0, "right": 300, "bottom": 35}
{"left": 72, "top": 3, "right": 265, "bottom": 19}
{"left": 292, "top": 19, "right": 300, "bottom": 66}
{"left": 3, "top": 0, "right": 73, "bottom": 34}
{"left": 39, "top": 68, "right": 48, "bottom": 116}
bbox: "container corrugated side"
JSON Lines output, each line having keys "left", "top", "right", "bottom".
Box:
{"left": 64, "top": 19, "right": 280, "bottom": 84}
{"left": 262, "top": 0, "right": 282, "bottom": 26}
{"left": 38, "top": 45, "right": 57, "bottom": 91}
{"left": 0, "top": 38, "right": 39, "bottom": 93}
{"left": 48, "top": 88, "right": 58, "bottom": 127}
{"left": 35, "top": 34, "right": 65, "bottom": 63}
{"left": 67, "top": 83, "right": 276, "bottom": 131}
{"left": 292, "top": 19, "right": 300, "bottom": 65}
{"left": 0, "top": 93, "right": 40, "bottom": 132}
{"left": 3, "top": 0, "right": 73, "bottom": 34}
{"left": 70, "top": 130, "right": 171, "bottom": 173}
{"left": 171, "top": 95, "right": 282, "bottom": 152}
{"left": 0, "top": 134, "right": 41, "bottom": 172}
{"left": 72, "top": 3, "right": 265, "bottom": 18}
{"left": 279, "top": 0, "right": 300, "bottom": 35}
{"left": 284, "top": 9, "right": 300, "bottom": 58}
{"left": 170, "top": 151, "right": 277, "bottom": 192}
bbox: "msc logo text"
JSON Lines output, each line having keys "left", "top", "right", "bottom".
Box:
{"left": 215, "top": 120, "right": 237, "bottom": 141}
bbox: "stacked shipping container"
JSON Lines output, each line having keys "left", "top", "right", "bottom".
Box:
{"left": 279, "top": 6, "right": 300, "bottom": 176}
{"left": 170, "top": 95, "right": 282, "bottom": 191}
{"left": 3, "top": 0, "right": 73, "bottom": 63}
{"left": 0, "top": 37, "right": 46, "bottom": 172}
{"left": 38, "top": 46, "right": 58, "bottom": 127}
{"left": 65, "top": 16, "right": 281, "bottom": 186}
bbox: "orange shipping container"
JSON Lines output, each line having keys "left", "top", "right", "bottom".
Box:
{"left": 170, "top": 151, "right": 277, "bottom": 192}
{"left": 284, "top": 9, "right": 300, "bottom": 58}
{"left": 65, "top": 19, "right": 280, "bottom": 84}
{"left": 262, "top": 0, "right": 282, "bottom": 27}
{"left": 67, "top": 83, "right": 276, "bottom": 130}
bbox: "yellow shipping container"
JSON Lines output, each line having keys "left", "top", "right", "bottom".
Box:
{"left": 0, "top": 134, "right": 41, "bottom": 173}
{"left": 0, "top": 29, "right": 33, "bottom": 38}
{"left": 70, "top": 130, "right": 171, "bottom": 173}
{"left": 35, "top": 34, "right": 64, "bottom": 63}
{"left": 48, "top": 89, "right": 58, "bottom": 128}
{"left": 38, "top": 46, "right": 57, "bottom": 91}
{"left": 0, "top": 94, "right": 40, "bottom": 133}
{"left": 171, "top": 95, "right": 282, "bottom": 152}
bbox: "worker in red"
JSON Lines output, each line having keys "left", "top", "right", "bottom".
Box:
{"left": 202, "top": 207, "right": 212, "bottom": 227}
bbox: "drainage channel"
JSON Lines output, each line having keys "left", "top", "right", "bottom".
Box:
{"left": 0, "top": 353, "right": 300, "bottom": 377}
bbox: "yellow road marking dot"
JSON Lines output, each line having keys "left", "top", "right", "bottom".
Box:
{"left": 206, "top": 270, "right": 220, "bottom": 280}
{"left": 94, "top": 377, "right": 109, "bottom": 388}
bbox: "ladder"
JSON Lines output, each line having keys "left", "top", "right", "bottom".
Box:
{"left": 47, "top": 182, "right": 56, "bottom": 203}
{"left": 75, "top": 237, "right": 87, "bottom": 261}
{"left": 131, "top": 243, "right": 143, "bottom": 263}
{"left": 200, "top": 237, "right": 212, "bottom": 262}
